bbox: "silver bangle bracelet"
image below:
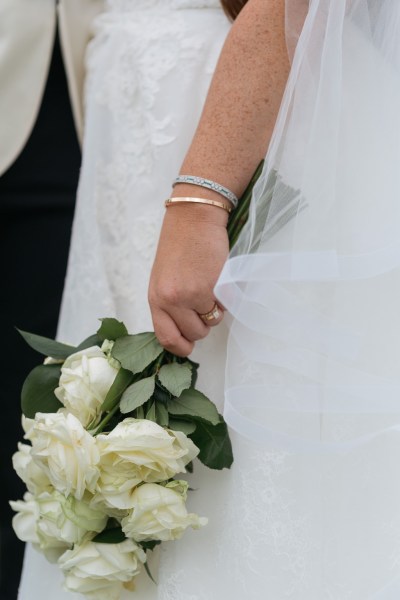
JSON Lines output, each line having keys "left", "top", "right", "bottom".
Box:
{"left": 172, "top": 175, "right": 238, "bottom": 209}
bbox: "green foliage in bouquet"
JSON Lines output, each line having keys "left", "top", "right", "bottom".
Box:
{"left": 19, "top": 318, "right": 233, "bottom": 471}
{"left": 18, "top": 159, "right": 266, "bottom": 471}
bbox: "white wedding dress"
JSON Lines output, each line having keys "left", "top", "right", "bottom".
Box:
{"left": 19, "top": 1, "right": 237, "bottom": 598}
{"left": 18, "top": 0, "right": 400, "bottom": 598}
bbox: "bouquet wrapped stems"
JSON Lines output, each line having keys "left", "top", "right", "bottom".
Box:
{"left": 227, "top": 159, "right": 264, "bottom": 248}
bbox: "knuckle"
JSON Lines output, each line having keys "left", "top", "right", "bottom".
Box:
{"left": 155, "top": 280, "right": 215, "bottom": 310}
{"left": 159, "top": 285, "right": 181, "bottom": 306}
{"left": 148, "top": 280, "right": 181, "bottom": 307}
{"left": 147, "top": 288, "right": 158, "bottom": 307}
{"left": 195, "top": 283, "right": 213, "bottom": 302}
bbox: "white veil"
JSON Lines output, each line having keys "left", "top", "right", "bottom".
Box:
{"left": 216, "top": 0, "right": 400, "bottom": 452}
{"left": 216, "top": 4, "right": 400, "bottom": 593}
{"left": 285, "top": 0, "right": 309, "bottom": 61}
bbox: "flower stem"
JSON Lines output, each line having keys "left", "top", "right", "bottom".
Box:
{"left": 227, "top": 159, "right": 264, "bottom": 249}
{"left": 93, "top": 403, "right": 120, "bottom": 436}
{"left": 153, "top": 351, "right": 166, "bottom": 374}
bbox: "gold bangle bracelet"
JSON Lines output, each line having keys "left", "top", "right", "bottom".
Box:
{"left": 165, "top": 197, "right": 232, "bottom": 214}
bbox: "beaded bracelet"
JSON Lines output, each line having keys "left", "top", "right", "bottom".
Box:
{"left": 165, "top": 197, "right": 232, "bottom": 214}
{"left": 172, "top": 175, "right": 238, "bottom": 209}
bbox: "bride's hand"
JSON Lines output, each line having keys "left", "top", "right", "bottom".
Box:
{"left": 149, "top": 203, "right": 229, "bottom": 356}
{"left": 149, "top": 0, "right": 289, "bottom": 356}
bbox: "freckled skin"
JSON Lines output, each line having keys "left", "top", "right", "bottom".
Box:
{"left": 149, "top": 0, "right": 291, "bottom": 357}
{"left": 180, "top": 0, "right": 291, "bottom": 194}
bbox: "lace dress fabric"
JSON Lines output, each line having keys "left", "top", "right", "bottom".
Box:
{"left": 56, "top": 0, "right": 228, "bottom": 342}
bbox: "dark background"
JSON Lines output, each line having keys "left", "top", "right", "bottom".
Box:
{"left": 0, "top": 30, "right": 80, "bottom": 599}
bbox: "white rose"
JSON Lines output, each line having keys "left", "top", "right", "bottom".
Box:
{"left": 121, "top": 483, "right": 207, "bottom": 542}
{"left": 10, "top": 492, "right": 40, "bottom": 544}
{"left": 37, "top": 490, "right": 108, "bottom": 546}
{"left": 59, "top": 539, "right": 146, "bottom": 600}
{"left": 96, "top": 419, "right": 199, "bottom": 509}
{"left": 54, "top": 345, "right": 119, "bottom": 428}
{"left": 10, "top": 492, "right": 69, "bottom": 561}
{"left": 22, "top": 415, "right": 35, "bottom": 435}
{"left": 26, "top": 412, "right": 100, "bottom": 499}
{"left": 12, "top": 443, "right": 52, "bottom": 494}
{"left": 164, "top": 479, "right": 189, "bottom": 499}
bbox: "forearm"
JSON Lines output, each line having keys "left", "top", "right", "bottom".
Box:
{"left": 174, "top": 0, "right": 290, "bottom": 200}
{"left": 150, "top": 0, "right": 291, "bottom": 356}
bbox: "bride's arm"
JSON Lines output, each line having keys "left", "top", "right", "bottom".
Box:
{"left": 149, "top": 0, "right": 290, "bottom": 356}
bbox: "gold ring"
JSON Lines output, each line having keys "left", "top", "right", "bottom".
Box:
{"left": 199, "top": 302, "right": 222, "bottom": 322}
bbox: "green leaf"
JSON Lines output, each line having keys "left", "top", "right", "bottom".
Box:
{"left": 141, "top": 540, "right": 161, "bottom": 552}
{"left": 120, "top": 376, "right": 156, "bottom": 414}
{"left": 158, "top": 363, "right": 192, "bottom": 397}
{"left": 140, "top": 540, "right": 161, "bottom": 583}
{"left": 112, "top": 333, "right": 163, "bottom": 375}
{"left": 168, "top": 419, "right": 197, "bottom": 435}
{"left": 186, "top": 359, "right": 199, "bottom": 371}
{"left": 189, "top": 421, "right": 233, "bottom": 470}
{"left": 146, "top": 402, "right": 156, "bottom": 422}
{"left": 144, "top": 561, "right": 157, "bottom": 585}
{"left": 75, "top": 334, "right": 103, "bottom": 352}
{"left": 93, "top": 527, "right": 126, "bottom": 544}
{"left": 97, "top": 318, "right": 128, "bottom": 341}
{"left": 21, "top": 364, "right": 63, "bottom": 418}
{"left": 155, "top": 402, "right": 169, "bottom": 427}
{"left": 167, "top": 389, "right": 220, "bottom": 426}
{"left": 17, "top": 329, "right": 75, "bottom": 360}
{"left": 153, "top": 383, "right": 170, "bottom": 404}
{"left": 101, "top": 368, "right": 133, "bottom": 412}
{"left": 186, "top": 359, "right": 199, "bottom": 387}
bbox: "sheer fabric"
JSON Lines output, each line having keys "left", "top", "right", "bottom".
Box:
{"left": 285, "top": 0, "right": 309, "bottom": 60}
{"left": 217, "top": 0, "right": 400, "bottom": 453}
{"left": 216, "top": 0, "right": 400, "bottom": 596}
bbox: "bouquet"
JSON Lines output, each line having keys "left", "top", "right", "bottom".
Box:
{"left": 10, "top": 163, "right": 264, "bottom": 599}
{"left": 11, "top": 318, "right": 234, "bottom": 598}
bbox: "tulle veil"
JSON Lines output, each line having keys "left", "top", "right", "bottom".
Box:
{"left": 217, "top": 0, "right": 400, "bottom": 451}
{"left": 216, "top": 0, "right": 400, "bottom": 595}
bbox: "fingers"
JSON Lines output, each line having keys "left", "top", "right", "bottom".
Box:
{"left": 167, "top": 307, "right": 210, "bottom": 342}
{"left": 151, "top": 307, "right": 194, "bottom": 357}
{"left": 148, "top": 212, "right": 230, "bottom": 354}
{"left": 150, "top": 296, "right": 224, "bottom": 357}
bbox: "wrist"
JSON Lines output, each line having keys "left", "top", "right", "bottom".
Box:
{"left": 166, "top": 185, "right": 230, "bottom": 227}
